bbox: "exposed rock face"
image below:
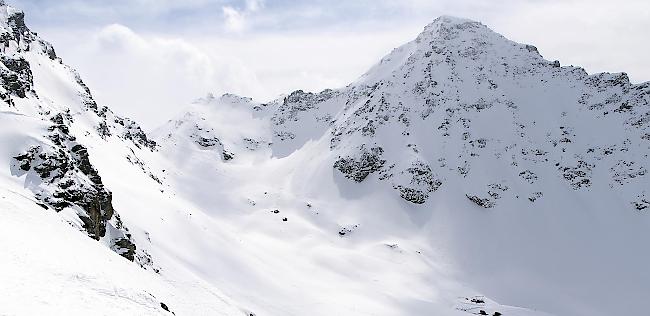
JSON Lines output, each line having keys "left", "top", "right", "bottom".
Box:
{"left": 12, "top": 113, "right": 136, "bottom": 260}
{"left": 272, "top": 89, "right": 337, "bottom": 126}
{"left": 189, "top": 124, "right": 236, "bottom": 161}
{"left": 113, "top": 116, "right": 158, "bottom": 150}
{"left": 0, "top": 5, "right": 46, "bottom": 105}
{"left": 334, "top": 146, "right": 386, "bottom": 182}
{"left": 6, "top": 9, "right": 31, "bottom": 43}
{"left": 0, "top": 55, "right": 32, "bottom": 102}
{"left": 94, "top": 105, "right": 157, "bottom": 151}
{"left": 113, "top": 238, "right": 136, "bottom": 261}
{"left": 466, "top": 194, "right": 496, "bottom": 209}
{"left": 392, "top": 161, "right": 442, "bottom": 204}
{"left": 559, "top": 160, "right": 594, "bottom": 190}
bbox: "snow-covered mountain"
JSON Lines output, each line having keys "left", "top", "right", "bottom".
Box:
{"left": 1, "top": 3, "right": 649, "bottom": 315}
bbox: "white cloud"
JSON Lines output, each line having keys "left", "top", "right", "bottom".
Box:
{"left": 245, "top": 0, "right": 264, "bottom": 12}
{"left": 51, "top": 24, "right": 260, "bottom": 129}
{"left": 222, "top": 6, "right": 246, "bottom": 32}
{"left": 221, "top": 0, "right": 264, "bottom": 33}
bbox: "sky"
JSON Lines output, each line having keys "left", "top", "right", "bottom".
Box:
{"left": 9, "top": 0, "right": 650, "bottom": 130}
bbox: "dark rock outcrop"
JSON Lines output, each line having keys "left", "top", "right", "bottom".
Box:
{"left": 12, "top": 113, "right": 137, "bottom": 261}
{"left": 393, "top": 161, "right": 442, "bottom": 204}
{"left": 1, "top": 56, "right": 33, "bottom": 99}
{"left": 466, "top": 194, "right": 495, "bottom": 208}
{"left": 334, "top": 146, "right": 386, "bottom": 182}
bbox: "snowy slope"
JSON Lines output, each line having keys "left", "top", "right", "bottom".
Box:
{"left": 2, "top": 3, "right": 649, "bottom": 316}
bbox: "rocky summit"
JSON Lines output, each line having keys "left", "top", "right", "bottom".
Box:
{"left": 1, "top": 4, "right": 649, "bottom": 316}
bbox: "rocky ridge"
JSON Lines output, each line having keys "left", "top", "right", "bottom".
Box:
{"left": 0, "top": 3, "right": 157, "bottom": 267}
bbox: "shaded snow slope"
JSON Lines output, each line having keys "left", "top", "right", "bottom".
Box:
{"left": 2, "top": 4, "right": 649, "bottom": 316}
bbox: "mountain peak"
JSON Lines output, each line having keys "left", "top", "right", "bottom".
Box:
{"left": 416, "top": 15, "right": 493, "bottom": 43}
{"left": 357, "top": 15, "right": 540, "bottom": 85}
{"left": 0, "top": 1, "right": 22, "bottom": 17}
{"left": 427, "top": 15, "right": 480, "bottom": 27}
{"left": 0, "top": 1, "right": 39, "bottom": 50}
